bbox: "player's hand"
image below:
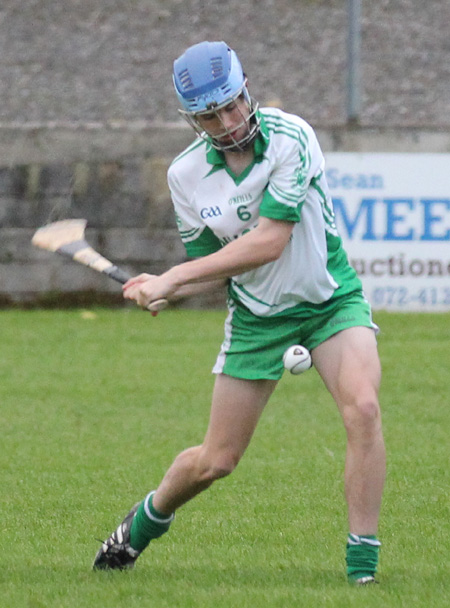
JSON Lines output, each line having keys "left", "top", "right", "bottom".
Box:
{"left": 123, "top": 273, "right": 156, "bottom": 290}
{"left": 123, "top": 274, "right": 175, "bottom": 313}
{"left": 123, "top": 274, "right": 163, "bottom": 316}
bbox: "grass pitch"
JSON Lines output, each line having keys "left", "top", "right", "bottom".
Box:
{"left": 0, "top": 308, "right": 449, "bottom": 607}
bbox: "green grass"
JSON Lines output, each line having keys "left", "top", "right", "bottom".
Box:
{"left": 0, "top": 308, "right": 449, "bottom": 607}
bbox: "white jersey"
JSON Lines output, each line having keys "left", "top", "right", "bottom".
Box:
{"left": 168, "top": 107, "right": 361, "bottom": 317}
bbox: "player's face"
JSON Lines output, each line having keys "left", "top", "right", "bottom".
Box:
{"left": 195, "top": 96, "right": 251, "bottom": 149}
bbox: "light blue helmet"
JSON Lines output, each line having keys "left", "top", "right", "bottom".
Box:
{"left": 173, "top": 41, "right": 260, "bottom": 150}
{"left": 173, "top": 41, "right": 246, "bottom": 113}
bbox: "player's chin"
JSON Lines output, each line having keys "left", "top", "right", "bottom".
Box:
{"left": 218, "top": 131, "right": 250, "bottom": 150}
{"left": 214, "top": 133, "right": 235, "bottom": 146}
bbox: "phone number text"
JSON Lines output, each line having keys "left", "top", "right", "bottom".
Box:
{"left": 371, "top": 286, "right": 450, "bottom": 308}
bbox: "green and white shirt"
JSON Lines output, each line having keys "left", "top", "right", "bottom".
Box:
{"left": 167, "top": 108, "right": 361, "bottom": 317}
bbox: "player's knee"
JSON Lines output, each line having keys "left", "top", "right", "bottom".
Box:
{"left": 198, "top": 450, "right": 240, "bottom": 483}
{"left": 341, "top": 395, "right": 381, "bottom": 438}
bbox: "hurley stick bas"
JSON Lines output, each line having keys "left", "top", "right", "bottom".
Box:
{"left": 32, "top": 219, "right": 168, "bottom": 313}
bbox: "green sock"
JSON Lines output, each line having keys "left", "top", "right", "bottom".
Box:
{"left": 129, "top": 491, "right": 174, "bottom": 552}
{"left": 346, "top": 534, "right": 381, "bottom": 581}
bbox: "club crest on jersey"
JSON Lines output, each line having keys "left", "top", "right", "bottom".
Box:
{"left": 200, "top": 206, "right": 222, "bottom": 219}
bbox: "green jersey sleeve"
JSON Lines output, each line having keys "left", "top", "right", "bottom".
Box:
{"left": 259, "top": 189, "right": 301, "bottom": 222}
{"left": 182, "top": 226, "right": 222, "bottom": 257}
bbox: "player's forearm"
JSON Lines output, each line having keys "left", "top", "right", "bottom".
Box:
{"left": 169, "top": 278, "right": 227, "bottom": 300}
{"left": 167, "top": 248, "right": 260, "bottom": 287}
{"left": 166, "top": 218, "right": 293, "bottom": 288}
{"left": 123, "top": 219, "right": 294, "bottom": 308}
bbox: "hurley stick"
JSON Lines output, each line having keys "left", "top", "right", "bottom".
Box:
{"left": 32, "top": 219, "right": 168, "bottom": 313}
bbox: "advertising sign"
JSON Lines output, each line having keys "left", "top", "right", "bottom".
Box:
{"left": 325, "top": 153, "right": 450, "bottom": 311}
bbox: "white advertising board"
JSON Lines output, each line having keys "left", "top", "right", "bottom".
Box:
{"left": 325, "top": 153, "right": 450, "bottom": 311}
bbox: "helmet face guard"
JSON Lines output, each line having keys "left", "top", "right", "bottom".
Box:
{"left": 179, "top": 86, "right": 260, "bottom": 151}
{"left": 173, "top": 41, "right": 261, "bottom": 151}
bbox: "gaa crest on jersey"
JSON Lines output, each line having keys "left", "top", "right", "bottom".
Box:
{"left": 200, "top": 206, "right": 223, "bottom": 219}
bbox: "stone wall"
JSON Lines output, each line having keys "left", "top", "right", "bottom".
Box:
{"left": 1, "top": 0, "right": 449, "bottom": 127}
{"left": 0, "top": 127, "right": 189, "bottom": 305}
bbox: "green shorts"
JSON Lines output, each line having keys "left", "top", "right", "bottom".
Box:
{"left": 212, "top": 290, "right": 378, "bottom": 380}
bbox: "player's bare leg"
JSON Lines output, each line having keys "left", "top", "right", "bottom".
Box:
{"left": 312, "top": 326, "right": 386, "bottom": 582}
{"left": 93, "top": 375, "right": 277, "bottom": 570}
{"left": 152, "top": 374, "right": 278, "bottom": 514}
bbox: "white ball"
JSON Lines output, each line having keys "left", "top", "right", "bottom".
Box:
{"left": 283, "top": 345, "right": 312, "bottom": 375}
